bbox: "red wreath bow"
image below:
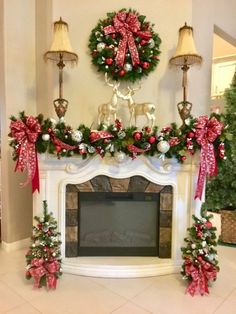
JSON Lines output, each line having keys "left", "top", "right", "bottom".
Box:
{"left": 10, "top": 116, "right": 41, "bottom": 193}
{"left": 194, "top": 116, "right": 224, "bottom": 200}
{"left": 104, "top": 12, "right": 151, "bottom": 67}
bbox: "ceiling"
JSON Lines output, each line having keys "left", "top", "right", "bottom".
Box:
{"left": 213, "top": 33, "right": 236, "bottom": 59}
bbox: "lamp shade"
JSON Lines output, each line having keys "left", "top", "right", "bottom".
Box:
{"left": 170, "top": 23, "right": 202, "bottom": 66}
{"left": 45, "top": 17, "right": 78, "bottom": 63}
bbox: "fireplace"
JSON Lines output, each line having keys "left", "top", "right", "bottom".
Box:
{"left": 65, "top": 176, "right": 173, "bottom": 258}
{"left": 34, "top": 154, "right": 201, "bottom": 277}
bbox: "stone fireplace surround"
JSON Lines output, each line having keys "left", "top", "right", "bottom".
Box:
{"left": 34, "top": 154, "right": 201, "bottom": 278}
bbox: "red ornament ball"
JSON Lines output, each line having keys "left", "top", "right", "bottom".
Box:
{"left": 148, "top": 136, "right": 156, "bottom": 144}
{"left": 55, "top": 145, "right": 62, "bottom": 153}
{"left": 112, "top": 33, "right": 116, "bottom": 39}
{"left": 118, "top": 69, "right": 126, "bottom": 77}
{"left": 181, "top": 156, "right": 187, "bottom": 161}
{"left": 133, "top": 132, "right": 142, "bottom": 141}
{"left": 188, "top": 131, "right": 195, "bottom": 138}
{"left": 48, "top": 128, "right": 52, "bottom": 133}
{"left": 145, "top": 127, "right": 152, "bottom": 133}
{"left": 142, "top": 62, "right": 150, "bottom": 69}
{"left": 105, "top": 58, "right": 113, "bottom": 65}
{"left": 140, "top": 39, "right": 147, "bottom": 46}
{"left": 205, "top": 221, "right": 212, "bottom": 229}
{"left": 104, "top": 138, "right": 110, "bottom": 144}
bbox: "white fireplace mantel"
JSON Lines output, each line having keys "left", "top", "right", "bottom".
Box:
{"left": 33, "top": 154, "right": 202, "bottom": 278}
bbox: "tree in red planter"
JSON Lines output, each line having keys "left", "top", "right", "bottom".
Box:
{"left": 25, "top": 200, "right": 62, "bottom": 289}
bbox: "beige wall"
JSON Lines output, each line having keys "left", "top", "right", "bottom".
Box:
{"left": 1, "top": 0, "right": 236, "bottom": 244}
{"left": 0, "top": 0, "right": 36, "bottom": 243}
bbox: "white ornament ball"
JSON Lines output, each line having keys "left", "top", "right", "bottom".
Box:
{"left": 191, "top": 243, "right": 196, "bottom": 249}
{"left": 97, "top": 42, "right": 106, "bottom": 52}
{"left": 124, "top": 63, "right": 133, "bottom": 72}
{"left": 50, "top": 118, "right": 56, "bottom": 125}
{"left": 71, "top": 130, "right": 83, "bottom": 142}
{"left": 115, "top": 151, "right": 126, "bottom": 163}
{"left": 202, "top": 241, "right": 207, "bottom": 247}
{"left": 42, "top": 134, "right": 50, "bottom": 141}
{"left": 157, "top": 140, "right": 170, "bottom": 154}
{"left": 148, "top": 38, "right": 155, "bottom": 48}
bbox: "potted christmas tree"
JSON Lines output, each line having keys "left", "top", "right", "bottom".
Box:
{"left": 205, "top": 70, "right": 236, "bottom": 244}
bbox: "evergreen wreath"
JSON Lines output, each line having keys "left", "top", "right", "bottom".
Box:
{"left": 88, "top": 8, "right": 161, "bottom": 82}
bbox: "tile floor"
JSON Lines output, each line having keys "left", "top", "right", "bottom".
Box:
{"left": 0, "top": 245, "right": 235, "bottom": 313}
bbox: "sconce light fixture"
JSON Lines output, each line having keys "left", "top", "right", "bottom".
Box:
{"left": 170, "top": 23, "right": 202, "bottom": 127}
{"left": 44, "top": 17, "right": 78, "bottom": 119}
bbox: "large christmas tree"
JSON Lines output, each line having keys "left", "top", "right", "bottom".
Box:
{"left": 205, "top": 71, "right": 236, "bottom": 211}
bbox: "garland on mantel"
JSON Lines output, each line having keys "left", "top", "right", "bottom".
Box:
{"left": 9, "top": 112, "right": 229, "bottom": 196}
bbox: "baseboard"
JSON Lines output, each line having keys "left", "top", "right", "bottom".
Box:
{"left": 1, "top": 237, "right": 30, "bottom": 252}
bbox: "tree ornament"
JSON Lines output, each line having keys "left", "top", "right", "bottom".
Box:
{"left": 133, "top": 131, "right": 142, "bottom": 141}
{"left": 55, "top": 145, "right": 62, "bottom": 153}
{"left": 96, "top": 42, "right": 106, "bottom": 52}
{"left": 124, "top": 63, "right": 133, "bottom": 72}
{"left": 117, "top": 130, "right": 126, "bottom": 139}
{"left": 105, "top": 58, "right": 113, "bottom": 65}
{"left": 157, "top": 140, "right": 170, "bottom": 153}
{"left": 142, "top": 61, "right": 150, "bottom": 69}
{"left": 71, "top": 130, "right": 83, "bottom": 142}
{"left": 115, "top": 151, "right": 126, "bottom": 163}
{"left": 148, "top": 136, "right": 156, "bottom": 144}
{"left": 118, "top": 69, "right": 126, "bottom": 77}
{"left": 42, "top": 134, "right": 50, "bottom": 141}
{"left": 89, "top": 8, "right": 161, "bottom": 82}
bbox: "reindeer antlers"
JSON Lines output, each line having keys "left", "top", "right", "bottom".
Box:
{"left": 105, "top": 72, "right": 120, "bottom": 88}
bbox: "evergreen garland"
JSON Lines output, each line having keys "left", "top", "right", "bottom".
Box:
{"left": 25, "top": 201, "right": 62, "bottom": 289}
{"left": 9, "top": 112, "right": 229, "bottom": 163}
{"left": 181, "top": 207, "right": 219, "bottom": 296}
{"left": 88, "top": 8, "right": 161, "bottom": 82}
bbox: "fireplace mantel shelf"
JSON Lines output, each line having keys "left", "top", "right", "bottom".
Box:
{"left": 34, "top": 153, "right": 202, "bottom": 278}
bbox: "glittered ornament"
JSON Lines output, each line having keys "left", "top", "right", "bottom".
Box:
{"left": 55, "top": 145, "right": 62, "bottom": 153}
{"left": 148, "top": 38, "right": 155, "bottom": 48}
{"left": 115, "top": 151, "right": 126, "bottom": 163}
{"left": 187, "top": 131, "right": 195, "bottom": 138}
{"left": 148, "top": 136, "right": 156, "bottom": 144}
{"left": 97, "top": 42, "right": 106, "bottom": 52}
{"left": 142, "top": 61, "right": 150, "bottom": 69}
{"left": 71, "top": 130, "right": 83, "bottom": 142}
{"left": 157, "top": 140, "right": 170, "bottom": 153}
{"left": 105, "top": 58, "right": 113, "bottom": 65}
{"left": 117, "top": 130, "right": 126, "bottom": 139}
{"left": 42, "top": 134, "right": 50, "bottom": 141}
{"left": 118, "top": 69, "right": 126, "bottom": 77}
{"left": 133, "top": 131, "right": 142, "bottom": 141}
{"left": 124, "top": 63, "right": 133, "bottom": 72}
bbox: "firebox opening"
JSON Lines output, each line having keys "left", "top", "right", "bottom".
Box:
{"left": 78, "top": 192, "right": 160, "bottom": 256}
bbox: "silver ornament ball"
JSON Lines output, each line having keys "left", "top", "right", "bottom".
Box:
{"left": 157, "top": 140, "right": 170, "bottom": 154}
{"left": 72, "top": 130, "right": 83, "bottom": 142}
{"left": 124, "top": 63, "right": 133, "bottom": 72}
{"left": 148, "top": 38, "right": 155, "bottom": 48}
{"left": 115, "top": 151, "right": 126, "bottom": 163}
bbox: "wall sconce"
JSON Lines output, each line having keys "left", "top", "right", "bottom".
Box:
{"left": 170, "top": 23, "right": 202, "bottom": 127}
{"left": 44, "top": 17, "right": 78, "bottom": 119}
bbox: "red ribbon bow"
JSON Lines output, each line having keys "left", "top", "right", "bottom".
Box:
{"left": 10, "top": 116, "right": 41, "bottom": 193}
{"left": 185, "top": 259, "right": 218, "bottom": 296}
{"left": 104, "top": 12, "right": 151, "bottom": 67}
{"left": 194, "top": 116, "right": 224, "bottom": 199}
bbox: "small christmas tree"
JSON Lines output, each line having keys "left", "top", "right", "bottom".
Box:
{"left": 181, "top": 207, "right": 219, "bottom": 296}
{"left": 25, "top": 200, "right": 62, "bottom": 289}
{"left": 205, "top": 71, "right": 236, "bottom": 211}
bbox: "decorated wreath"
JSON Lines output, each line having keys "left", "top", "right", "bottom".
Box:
{"left": 88, "top": 8, "right": 161, "bottom": 82}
